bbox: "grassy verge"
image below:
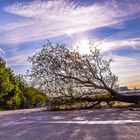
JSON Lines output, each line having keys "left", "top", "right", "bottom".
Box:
{"left": 0, "top": 109, "right": 5, "bottom": 112}
{"left": 112, "top": 102, "right": 133, "bottom": 108}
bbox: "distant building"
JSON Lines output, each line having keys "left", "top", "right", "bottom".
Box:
{"left": 130, "top": 88, "right": 140, "bottom": 93}
{"left": 116, "top": 86, "right": 129, "bottom": 93}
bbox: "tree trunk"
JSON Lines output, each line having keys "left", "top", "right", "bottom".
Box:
{"left": 75, "top": 92, "right": 140, "bottom": 104}
{"left": 106, "top": 86, "right": 140, "bottom": 104}
{"left": 115, "top": 93, "right": 140, "bottom": 104}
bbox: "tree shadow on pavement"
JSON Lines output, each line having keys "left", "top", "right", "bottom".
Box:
{"left": 0, "top": 109, "right": 140, "bottom": 140}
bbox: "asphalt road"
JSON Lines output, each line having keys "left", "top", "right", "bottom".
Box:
{"left": 0, "top": 108, "right": 140, "bottom": 140}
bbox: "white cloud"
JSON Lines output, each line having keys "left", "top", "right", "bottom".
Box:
{"left": 7, "top": 55, "right": 27, "bottom": 66}
{"left": 110, "top": 54, "right": 140, "bottom": 87}
{"left": 1, "top": 0, "right": 140, "bottom": 87}
{"left": 1, "top": 0, "right": 139, "bottom": 44}
{"left": 100, "top": 38, "right": 140, "bottom": 52}
{"left": 0, "top": 48, "right": 6, "bottom": 55}
{"left": 0, "top": 21, "right": 29, "bottom": 33}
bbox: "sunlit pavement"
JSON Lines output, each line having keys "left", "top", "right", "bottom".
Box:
{"left": 0, "top": 108, "right": 140, "bottom": 140}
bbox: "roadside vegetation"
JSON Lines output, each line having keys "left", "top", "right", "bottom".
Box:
{"left": 1, "top": 40, "right": 140, "bottom": 111}
{"left": 0, "top": 57, "right": 47, "bottom": 110}
{"left": 27, "top": 40, "right": 140, "bottom": 110}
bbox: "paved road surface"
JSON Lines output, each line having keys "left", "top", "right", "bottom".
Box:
{"left": 0, "top": 108, "right": 140, "bottom": 140}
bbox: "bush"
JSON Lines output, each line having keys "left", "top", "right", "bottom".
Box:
{"left": 21, "top": 87, "right": 47, "bottom": 108}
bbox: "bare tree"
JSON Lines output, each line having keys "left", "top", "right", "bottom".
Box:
{"left": 27, "top": 41, "right": 140, "bottom": 105}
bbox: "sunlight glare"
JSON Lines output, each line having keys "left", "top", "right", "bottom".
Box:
{"left": 73, "top": 39, "right": 91, "bottom": 55}
{"left": 66, "top": 29, "right": 74, "bottom": 37}
{"left": 73, "top": 39, "right": 116, "bottom": 55}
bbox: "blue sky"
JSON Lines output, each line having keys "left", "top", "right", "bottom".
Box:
{"left": 0, "top": 0, "right": 140, "bottom": 88}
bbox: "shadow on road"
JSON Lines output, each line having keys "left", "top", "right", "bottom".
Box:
{"left": 0, "top": 109, "right": 140, "bottom": 140}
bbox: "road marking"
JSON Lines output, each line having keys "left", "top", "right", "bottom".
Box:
{"left": 45, "top": 120, "right": 140, "bottom": 124}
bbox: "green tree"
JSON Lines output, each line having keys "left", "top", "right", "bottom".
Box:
{"left": 0, "top": 57, "right": 22, "bottom": 109}
{"left": 21, "top": 87, "right": 47, "bottom": 108}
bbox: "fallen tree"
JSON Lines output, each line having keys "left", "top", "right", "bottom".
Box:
{"left": 27, "top": 41, "right": 140, "bottom": 108}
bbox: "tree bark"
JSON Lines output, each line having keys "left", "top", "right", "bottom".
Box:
{"left": 115, "top": 93, "right": 140, "bottom": 104}
{"left": 75, "top": 92, "right": 140, "bottom": 104}
{"left": 104, "top": 86, "right": 140, "bottom": 104}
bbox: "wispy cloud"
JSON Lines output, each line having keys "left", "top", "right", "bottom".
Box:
{"left": 97, "top": 37, "right": 140, "bottom": 87}
{"left": 6, "top": 47, "right": 41, "bottom": 66}
{"left": 1, "top": 0, "right": 140, "bottom": 88}
{"left": 98, "top": 38, "right": 140, "bottom": 52}
{"left": 1, "top": 0, "right": 139, "bottom": 44}
{"left": 110, "top": 54, "right": 140, "bottom": 87}
{"left": 0, "top": 48, "right": 5, "bottom": 55}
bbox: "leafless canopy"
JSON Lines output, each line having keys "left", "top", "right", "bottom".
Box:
{"left": 28, "top": 41, "right": 118, "bottom": 98}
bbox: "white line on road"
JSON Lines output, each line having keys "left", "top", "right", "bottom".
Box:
{"left": 45, "top": 120, "right": 140, "bottom": 124}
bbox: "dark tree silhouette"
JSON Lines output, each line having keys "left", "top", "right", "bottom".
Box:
{"left": 28, "top": 41, "right": 140, "bottom": 106}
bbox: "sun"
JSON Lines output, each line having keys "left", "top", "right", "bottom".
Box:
{"left": 73, "top": 39, "right": 92, "bottom": 55}
{"left": 73, "top": 39, "right": 115, "bottom": 55}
